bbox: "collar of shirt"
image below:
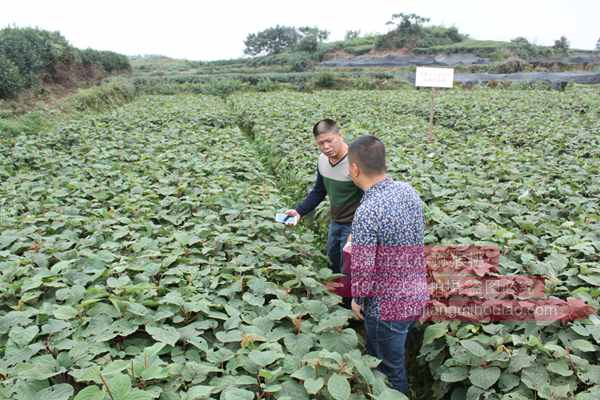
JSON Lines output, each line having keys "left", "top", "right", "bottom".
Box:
{"left": 363, "top": 176, "right": 393, "bottom": 200}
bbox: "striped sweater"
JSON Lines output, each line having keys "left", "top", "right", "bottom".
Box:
{"left": 296, "top": 153, "right": 363, "bottom": 224}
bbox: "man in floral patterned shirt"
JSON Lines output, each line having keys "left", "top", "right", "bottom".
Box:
{"left": 347, "top": 135, "right": 429, "bottom": 394}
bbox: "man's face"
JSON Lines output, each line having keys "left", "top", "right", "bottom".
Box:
{"left": 315, "top": 132, "right": 343, "bottom": 159}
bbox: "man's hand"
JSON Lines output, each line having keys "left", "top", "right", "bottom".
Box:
{"left": 284, "top": 209, "right": 300, "bottom": 226}
{"left": 351, "top": 299, "right": 364, "bottom": 320}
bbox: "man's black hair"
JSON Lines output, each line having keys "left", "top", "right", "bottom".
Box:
{"left": 348, "top": 135, "right": 387, "bottom": 175}
{"left": 313, "top": 118, "right": 340, "bottom": 137}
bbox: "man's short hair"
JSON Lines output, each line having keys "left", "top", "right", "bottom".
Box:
{"left": 313, "top": 118, "right": 340, "bottom": 137}
{"left": 348, "top": 135, "right": 387, "bottom": 175}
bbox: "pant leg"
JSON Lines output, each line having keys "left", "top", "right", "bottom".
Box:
{"left": 365, "top": 316, "right": 414, "bottom": 394}
{"left": 326, "top": 222, "right": 343, "bottom": 274}
{"left": 337, "top": 223, "right": 352, "bottom": 264}
{"left": 364, "top": 315, "right": 378, "bottom": 359}
{"left": 337, "top": 223, "right": 353, "bottom": 309}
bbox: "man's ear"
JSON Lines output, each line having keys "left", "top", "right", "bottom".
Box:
{"left": 350, "top": 161, "right": 359, "bottom": 177}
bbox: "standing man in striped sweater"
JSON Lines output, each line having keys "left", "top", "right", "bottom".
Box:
{"left": 285, "top": 119, "right": 363, "bottom": 281}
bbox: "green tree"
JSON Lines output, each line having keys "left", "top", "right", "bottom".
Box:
{"left": 297, "top": 26, "right": 329, "bottom": 53}
{"left": 386, "top": 13, "right": 430, "bottom": 36}
{"left": 596, "top": 36, "right": 600, "bottom": 51}
{"left": 376, "top": 13, "right": 430, "bottom": 49}
{"left": 298, "top": 26, "right": 329, "bottom": 42}
{"left": 0, "top": 57, "right": 24, "bottom": 98}
{"left": 243, "top": 26, "right": 329, "bottom": 56}
{"left": 375, "top": 13, "right": 465, "bottom": 49}
{"left": 345, "top": 30, "right": 361, "bottom": 41}
{"left": 0, "top": 27, "right": 72, "bottom": 85}
{"left": 243, "top": 25, "right": 301, "bottom": 56}
{"left": 553, "top": 36, "right": 570, "bottom": 52}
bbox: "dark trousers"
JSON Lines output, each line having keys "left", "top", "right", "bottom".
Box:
{"left": 326, "top": 221, "right": 352, "bottom": 309}
{"left": 364, "top": 316, "right": 415, "bottom": 394}
{"left": 326, "top": 221, "right": 352, "bottom": 274}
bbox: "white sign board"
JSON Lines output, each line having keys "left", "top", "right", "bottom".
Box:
{"left": 415, "top": 67, "right": 454, "bottom": 88}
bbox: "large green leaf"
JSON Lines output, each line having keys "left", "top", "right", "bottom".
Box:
{"left": 73, "top": 386, "right": 106, "bottom": 400}
{"left": 36, "top": 384, "right": 74, "bottom": 400}
{"left": 469, "top": 367, "right": 501, "bottom": 390}
{"left": 327, "top": 373, "right": 351, "bottom": 400}
{"left": 146, "top": 325, "right": 181, "bottom": 347}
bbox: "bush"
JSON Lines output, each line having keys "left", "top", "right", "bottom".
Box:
{"left": 313, "top": 71, "right": 336, "bottom": 88}
{"left": 288, "top": 52, "right": 315, "bottom": 72}
{"left": 0, "top": 110, "right": 48, "bottom": 136}
{"left": 203, "top": 79, "right": 246, "bottom": 97}
{"left": 297, "top": 35, "right": 318, "bottom": 53}
{"left": 0, "top": 57, "right": 24, "bottom": 98}
{"left": 78, "top": 48, "right": 131, "bottom": 73}
{"left": 375, "top": 13, "right": 467, "bottom": 50}
{"left": 0, "top": 26, "right": 130, "bottom": 99}
{"left": 255, "top": 78, "right": 278, "bottom": 92}
{"left": 351, "top": 76, "right": 377, "bottom": 90}
{"left": 492, "top": 57, "right": 526, "bottom": 73}
{"left": 69, "top": 78, "right": 136, "bottom": 112}
{"left": 0, "top": 27, "right": 73, "bottom": 86}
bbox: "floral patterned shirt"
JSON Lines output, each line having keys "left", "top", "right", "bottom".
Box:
{"left": 350, "top": 177, "right": 429, "bottom": 321}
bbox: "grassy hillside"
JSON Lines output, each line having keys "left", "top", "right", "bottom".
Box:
{"left": 0, "top": 26, "right": 131, "bottom": 115}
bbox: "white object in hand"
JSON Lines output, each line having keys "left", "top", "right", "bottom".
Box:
{"left": 275, "top": 213, "right": 299, "bottom": 225}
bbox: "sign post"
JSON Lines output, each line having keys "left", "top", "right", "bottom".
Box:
{"left": 415, "top": 67, "right": 454, "bottom": 142}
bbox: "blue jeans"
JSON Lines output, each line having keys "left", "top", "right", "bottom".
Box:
{"left": 326, "top": 221, "right": 352, "bottom": 274}
{"left": 364, "top": 316, "right": 414, "bottom": 394}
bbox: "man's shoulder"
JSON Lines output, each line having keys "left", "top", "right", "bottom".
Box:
{"left": 355, "top": 195, "right": 380, "bottom": 218}
{"left": 390, "top": 180, "right": 419, "bottom": 197}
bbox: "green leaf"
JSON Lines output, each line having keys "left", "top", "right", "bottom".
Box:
{"left": 104, "top": 373, "right": 153, "bottom": 400}
{"left": 105, "top": 374, "right": 131, "bottom": 400}
{"left": 327, "top": 373, "right": 351, "bottom": 400}
{"left": 248, "top": 350, "right": 284, "bottom": 367}
{"left": 497, "top": 372, "right": 520, "bottom": 392}
{"left": 547, "top": 359, "right": 573, "bottom": 377}
{"left": 263, "top": 246, "right": 293, "bottom": 258}
{"left": 461, "top": 339, "right": 488, "bottom": 358}
{"left": 215, "top": 330, "right": 242, "bottom": 343}
{"left": 376, "top": 388, "right": 409, "bottom": 400}
{"left": 508, "top": 348, "right": 535, "bottom": 373}
{"left": 319, "top": 329, "right": 357, "bottom": 354}
{"left": 291, "top": 366, "right": 316, "bottom": 381}
{"left": 37, "top": 384, "right": 74, "bottom": 400}
{"left": 521, "top": 366, "right": 550, "bottom": 391}
{"left": 0, "top": 234, "right": 18, "bottom": 249}
{"left": 579, "top": 365, "right": 600, "bottom": 385}
{"left": 441, "top": 366, "right": 469, "bottom": 383}
{"left": 242, "top": 292, "right": 265, "bottom": 307}
{"left": 423, "top": 322, "right": 448, "bottom": 345}
{"left": 73, "top": 386, "right": 106, "bottom": 400}
{"left": 545, "top": 253, "right": 569, "bottom": 272}
{"left": 146, "top": 325, "right": 180, "bottom": 347}
{"left": 571, "top": 339, "right": 596, "bottom": 352}
{"left": 469, "top": 367, "right": 501, "bottom": 390}
{"left": 304, "top": 377, "right": 324, "bottom": 394}
{"left": 220, "top": 387, "right": 254, "bottom": 400}
{"left": 9, "top": 325, "right": 39, "bottom": 347}
{"left": 54, "top": 305, "right": 78, "bottom": 320}
{"left": 186, "top": 385, "right": 214, "bottom": 399}
{"left": 17, "top": 355, "right": 65, "bottom": 380}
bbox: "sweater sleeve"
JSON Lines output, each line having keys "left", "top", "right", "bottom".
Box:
{"left": 351, "top": 209, "right": 379, "bottom": 303}
{"left": 295, "top": 165, "right": 326, "bottom": 216}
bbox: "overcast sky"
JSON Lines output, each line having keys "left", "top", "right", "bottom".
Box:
{"left": 2, "top": 0, "right": 598, "bottom": 60}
